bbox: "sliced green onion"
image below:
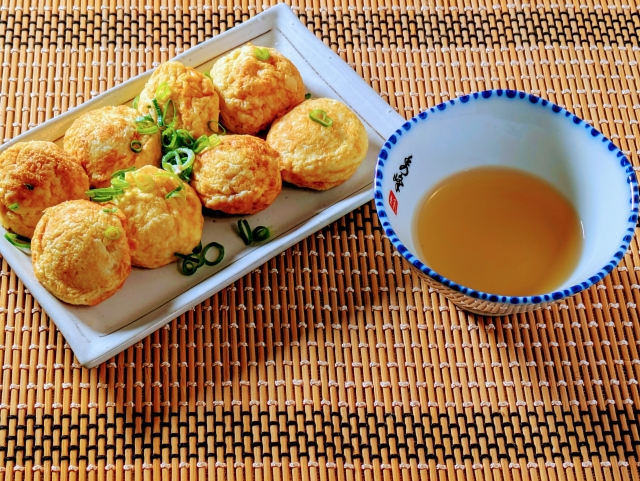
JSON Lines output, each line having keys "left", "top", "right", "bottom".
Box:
{"left": 192, "top": 242, "right": 203, "bottom": 255}
{"left": 161, "top": 147, "right": 195, "bottom": 180}
{"left": 132, "top": 94, "right": 140, "bottom": 109}
{"left": 111, "top": 166, "right": 136, "bottom": 179}
{"left": 104, "top": 226, "right": 121, "bottom": 240}
{"left": 152, "top": 98, "right": 163, "bottom": 129}
{"left": 253, "top": 47, "right": 270, "bottom": 61}
{"left": 86, "top": 187, "right": 125, "bottom": 202}
{"left": 162, "top": 128, "right": 178, "bottom": 150}
{"left": 178, "top": 254, "right": 200, "bottom": 276}
{"left": 130, "top": 140, "right": 142, "bottom": 153}
{"left": 8, "top": 203, "right": 18, "bottom": 211}
{"left": 309, "top": 108, "right": 333, "bottom": 127}
{"left": 134, "top": 172, "right": 155, "bottom": 192}
{"left": 137, "top": 124, "right": 158, "bottom": 135}
{"left": 4, "top": 232, "right": 30, "bottom": 249}
{"left": 305, "top": 93, "right": 311, "bottom": 100}
{"left": 111, "top": 177, "right": 130, "bottom": 190}
{"left": 155, "top": 81, "right": 171, "bottom": 102}
{"left": 165, "top": 184, "right": 184, "bottom": 200}
{"left": 207, "top": 121, "right": 226, "bottom": 135}
{"left": 209, "top": 134, "right": 221, "bottom": 148}
{"left": 252, "top": 226, "right": 270, "bottom": 242}
{"left": 237, "top": 219, "right": 252, "bottom": 245}
{"left": 193, "top": 135, "right": 210, "bottom": 154}
{"left": 176, "top": 129, "right": 195, "bottom": 147}
{"left": 135, "top": 113, "right": 158, "bottom": 134}
{"left": 204, "top": 72, "right": 212, "bottom": 80}
{"left": 202, "top": 242, "right": 224, "bottom": 266}
{"left": 156, "top": 170, "right": 183, "bottom": 185}
{"left": 162, "top": 100, "right": 176, "bottom": 129}
{"left": 23, "top": 183, "right": 34, "bottom": 190}
{"left": 102, "top": 208, "right": 117, "bottom": 213}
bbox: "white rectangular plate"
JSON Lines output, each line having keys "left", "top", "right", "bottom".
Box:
{"left": 0, "top": 4, "right": 403, "bottom": 367}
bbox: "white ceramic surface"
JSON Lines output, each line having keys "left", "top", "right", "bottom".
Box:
{"left": 374, "top": 90, "right": 639, "bottom": 315}
{"left": 0, "top": 4, "right": 403, "bottom": 367}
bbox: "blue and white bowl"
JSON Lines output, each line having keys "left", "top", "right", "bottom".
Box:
{"left": 374, "top": 90, "right": 639, "bottom": 316}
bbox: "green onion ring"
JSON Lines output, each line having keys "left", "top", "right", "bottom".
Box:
{"left": 309, "top": 108, "right": 333, "bottom": 127}
{"left": 111, "top": 166, "right": 136, "bottom": 179}
{"left": 132, "top": 94, "right": 140, "bottom": 109}
{"left": 237, "top": 219, "right": 253, "bottom": 245}
{"left": 155, "top": 81, "right": 171, "bottom": 102}
{"left": 179, "top": 255, "right": 200, "bottom": 276}
{"left": 176, "top": 129, "right": 195, "bottom": 147}
{"left": 111, "top": 177, "right": 130, "bottom": 190}
{"left": 208, "top": 134, "right": 221, "bottom": 148}
{"left": 252, "top": 226, "right": 270, "bottom": 242}
{"left": 253, "top": 47, "right": 270, "bottom": 61}
{"left": 130, "top": 140, "right": 142, "bottom": 153}
{"left": 86, "top": 187, "right": 125, "bottom": 202}
{"left": 152, "top": 98, "right": 163, "bottom": 128}
{"left": 165, "top": 184, "right": 184, "bottom": 200}
{"left": 192, "top": 242, "right": 203, "bottom": 255}
{"left": 4, "top": 232, "right": 30, "bottom": 249}
{"left": 8, "top": 203, "right": 18, "bottom": 211}
{"left": 207, "top": 121, "right": 226, "bottom": 135}
{"left": 163, "top": 100, "right": 176, "bottom": 129}
{"left": 162, "top": 128, "right": 178, "bottom": 150}
{"left": 102, "top": 208, "right": 117, "bottom": 213}
{"left": 193, "top": 135, "right": 210, "bottom": 154}
{"left": 201, "top": 242, "right": 225, "bottom": 266}
{"left": 134, "top": 172, "right": 155, "bottom": 192}
{"left": 104, "top": 226, "right": 121, "bottom": 240}
{"left": 23, "top": 183, "right": 34, "bottom": 190}
{"left": 305, "top": 92, "right": 311, "bottom": 100}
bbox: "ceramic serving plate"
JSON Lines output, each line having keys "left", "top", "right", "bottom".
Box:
{"left": 0, "top": 4, "right": 403, "bottom": 367}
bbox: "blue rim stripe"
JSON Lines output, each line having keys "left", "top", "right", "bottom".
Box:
{"left": 373, "top": 89, "right": 639, "bottom": 305}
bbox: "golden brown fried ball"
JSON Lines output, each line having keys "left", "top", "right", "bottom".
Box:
{"left": 137, "top": 61, "right": 220, "bottom": 139}
{"left": 191, "top": 135, "right": 281, "bottom": 215}
{"left": 31, "top": 200, "right": 133, "bottom": 306}
{"left": 0, "top": 141, "right": 90, "bottom": 238}
{"left": 266, "top": 98, "right": 369, "bottom": 190}
{"left": 210, "top": 44, "right": 306, "bottom": 135}
{"left": 112, "top": 165, "right": 203, "bottom": 268}
{"left": 64, "top": 105, "right": 161, "bottom": 188}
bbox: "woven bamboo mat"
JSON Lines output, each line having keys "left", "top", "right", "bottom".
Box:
{"left": 0, "top": 0, "right": 639, "bottom": 478}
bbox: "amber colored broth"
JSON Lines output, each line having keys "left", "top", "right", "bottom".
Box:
{"left": 414, "top": 166, "right": 583, "bottom": 296}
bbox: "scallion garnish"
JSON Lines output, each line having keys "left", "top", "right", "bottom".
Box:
{"left": 207, "top": 121, "right": 226, "bottom": 135}
{"left": 193, "top": 135, "right": 211, "bottom": 154}
{"left": 204, "top": 72, "right": 212, "bottom": 80}
{"left": 175, "top": 241, "right": 225, "bottom": 275}
{"left": 135, "top": 113, "right": 159, "bottom": 134}
{"left": 309, "top": 109, "right": 333, "bottom": 127}
{"left": 112, "top": 166, "right": 136, "bottom": 179}
{"left": 202, "top": 242, "right": 224, "bottom": 266}
{"left": 253, "top": 47, "right": 270, "bottom": 61}
{"left": 161, "top": 147, "right": 195, "bottom": 181}
{"left": 152, "top": 98, "right": 163, "bottom": 129}
{"left": 252, "top": 226, "right": 270, "bottom": 242}
{"left": 209, "top": 134, "right": 221, "bottom": 148}
{"left": 104, "top": 226, "right": 121, "bottom": 240}
{"left": 236, "top": 219, "right": 271, "bottom": 245}
{"left": 86, "top": 187, "right": 125, "bottom": 203}
{"left": 132, "top": 94, "right": 140, "bottom": 109}
{"left": 130, "top": 140, "right": 142, "bottom": 153}
{"left": 111, "top": 177, "right": 130, "bottom": 190}
{"left": 165, "top": 184, "right": 184, "bottom": 200}
{"left": 23, "top": 183, "right": 34, "bottom": 190}
{"left": 237, "top": 219, "right": 253, "bottom": 245}
{"left": 8, "top": 203, "right": 18, "bottom": 211}
{"left": 102, "top": 208, "right": 117, "bottom": 213}
{"left": 155, "top": 81, "right": 171, "bottom": 102}
{"left": 305, "top": 93, "right": 311, "bottom": 100}
{"left": 4, "top": 232, "right": 30, "bottom": 249}
{"left": 163, "top": 100, "right": 176, "bottom": 129}
{"left": 176, "top": 129, "right": 195, "bottom": 147}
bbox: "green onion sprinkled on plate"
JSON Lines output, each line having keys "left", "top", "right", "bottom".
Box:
{"left": 4, "top": 232, "right": 30, "bottom": 249}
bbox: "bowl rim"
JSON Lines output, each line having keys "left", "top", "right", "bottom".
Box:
{"left": 374, "top": 89, "right": 640, "bottom": 306}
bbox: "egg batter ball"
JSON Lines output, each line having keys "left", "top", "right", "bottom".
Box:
{"left": 210, "top": 44, "right": 305, "bottom": 135}
{"left": 31, "top": 200, "right": 133, "bottom": 306}
{"left": 64, "top": 105, "right": 161, "bottom": 188}
{"left": 191, "top": 135, "right": 281, "bottom": 215}
{"left": 266, "top": 98, "right": 369, "bottom": 191}
{"left": 0, "top": 141, "right": 90, "bottom": 238}
{"left": 112, "top": 165, "right": 203, "bottom": 268}
{"left": 137, "top": 61, "right": 220, "bottom": 139}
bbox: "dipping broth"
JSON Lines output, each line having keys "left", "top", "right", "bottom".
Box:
{"left": 414, "top": 166, "right": 583, "bottom": 297}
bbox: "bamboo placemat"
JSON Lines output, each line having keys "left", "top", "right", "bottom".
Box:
{"left": 1, "top": 0, "right": 640, "bottom": 478}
